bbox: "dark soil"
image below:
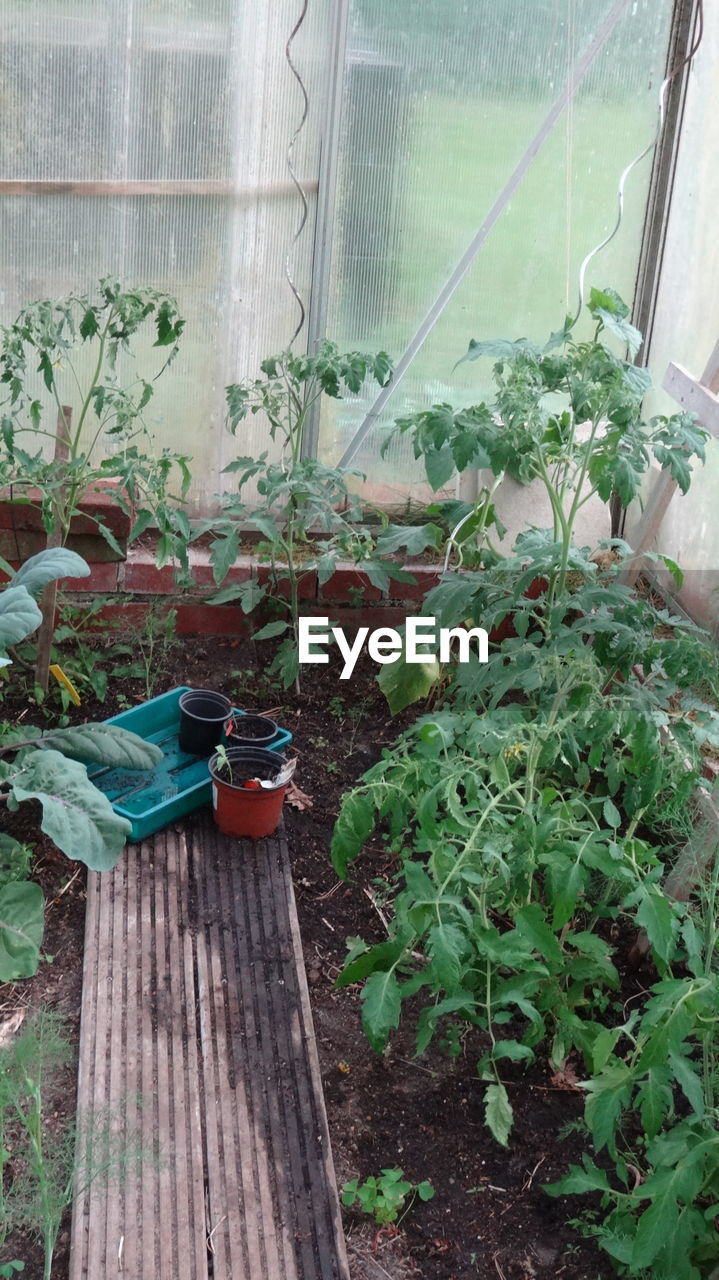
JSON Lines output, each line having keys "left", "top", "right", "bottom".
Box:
{"left": 0, "top": 631, "right": 616, "bottom": 1279}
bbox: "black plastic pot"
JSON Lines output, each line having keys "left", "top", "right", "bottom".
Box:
{"left": 226, "top": 714, "right": 278, "bottom": 749}
{"left": 178, "top": 689, "right": 232, "bottom": 756}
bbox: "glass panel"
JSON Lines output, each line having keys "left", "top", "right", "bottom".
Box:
{"left": 625, "top": 4, "right": 719, "bottom": 630}
{"left": 319, "top": 0, "right": 675, "bottom": 509}
{"left": 0, "top": 0, "right": 330, "bottom": 510}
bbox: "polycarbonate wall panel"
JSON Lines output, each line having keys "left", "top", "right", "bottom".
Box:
{"left": 319, "top": 0, "right": 675, "bottom": 507}
{"left": 0, "top": 1, "right": 330, "bottom": 509}
{"left": 626, "top": 4, "right": 719, "bottom": 631}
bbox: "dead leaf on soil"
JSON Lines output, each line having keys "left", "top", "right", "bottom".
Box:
{"left": 549, "top": 1060, "right": 583, "bottom": 1090}
{"left": 286, "top": 781, "right": 314, "bottom": 810}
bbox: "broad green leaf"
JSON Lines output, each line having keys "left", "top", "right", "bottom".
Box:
{"left": 602, "top": 797, "right": 621, "bottom": 829}
{"left": 424, "top": 447, "right": 456, "bottom": 491}
{"left": 10, "top": 749, "right": 131, "bottom": 871}
{"left": 668, "top": 1051, "right": 705, "bottom": 1118}
{"left": 12, "top": 547, "right": 90, "bottom": 595}
{"left": 492, "top": 1039, "right": 534, "bottom": 1065}
{"left": 252, "top": 620, "right": 288, "bottom": 642}
{"left": 0, "top": 585, "right": 42, "bottom": 649}
{"left": 544, "top": 1156, "right": 611, "bottom": 1197}
{"left": 484, "top": 1082, "right": 513, "bottom": 1147}
{"left": 375, "top": 523, "right": 444, "bottom": 556}
{"left": 515, "top": 902, "right": 562, "bottom": 966}
{"left": 0, "top": 881, "right": 44, "bottom": 981}
{"left": 630, "top": 1164, "right": 703, "bottom": 1269}
{"left": 336, "top": 938, "right": 408, "bottom": 988}
{"left": 41, "top": 724, "right": 163, "bottom": 770}
{"left": 361, "top": 969, "right": 402, "bottom": 1052}
{"left": 635, "top": 888, "right": 676, "bottom": 966}
{"left": 331, "top": 791, "right": 375, "bottom": 879}
{"left": 427, "top": 922, "right": 466, "bottom": 990}
{"left": 377, "top": 648, "right": 441, "bottom": 716}
{"left": 209, "top": 528, "right": 240, "bottom": 586}
{"left": 637, "top": 1066, "right": 672, "bottom": 1139}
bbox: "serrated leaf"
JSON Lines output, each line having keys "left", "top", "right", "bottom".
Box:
{"left": 209, "top": 528, "right": 240, "bottom": 586}
{"left": 12, "top": 547, "right": 90, "bottom": 595}
{"left": 484, "top": 1082, "right": 513, "bottom": 1147}
{"left": 0, "top": 881, "right": 44, "bottom": 980}
{"left": 361, "top": 969, "right": 402, "bottom": 1052}
{"left": 668, "top": 1051, "right": 704, "bottom": 1117}
{"left": 0, "top": 585, "right": 43, "bottom": 649}
{"left": 252, "top": 620, "right": 288, "bottom": 641}
{"left": 637, "top": 1066, "right": 673, "bottom": 1138}
{"left": 636, "top": 888, "right": 676, "bottom": 965}
{"left": 41, "top": 723, "right": 163, "bottom": 770}
{"left": 10, "top": 749, "right": 131, "bottom": 871}
{"left": 375, "top": 524, "right": 443, "bottom": 556}
{"left": 427, "top": 922, "right": 466, "bottom": 990}
{"left": 515, "top": 902, "right": 562, "bottom": 966}
{"left": 544, "top": 1156, "right": 611, "bottom": 1197}
{"left": 331, "top": 790, "right": 375, "bottom": 879}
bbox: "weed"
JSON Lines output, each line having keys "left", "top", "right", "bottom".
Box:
{"left": 340, "top": 1168, "right": 434, "bottom": 1224}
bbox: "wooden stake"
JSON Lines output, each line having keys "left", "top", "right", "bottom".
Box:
{"left": 34, "top": 406, "right": 72, "bottom": 692}
{"left": 623, "top": 341, "right": 719, "bottom": 586}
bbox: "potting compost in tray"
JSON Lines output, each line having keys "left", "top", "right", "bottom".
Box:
{"left": 87, "top": 686, "right": 292, "bottom": 841}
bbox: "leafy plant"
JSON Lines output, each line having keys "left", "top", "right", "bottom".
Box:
{"left": 202, "top": 342, "right": 436, "bottom": 690}
{"left": 0, "top": 278, "right": 192, "bottom": 687}
{"left": 0, "top": 1011, "right": 147, "bottom": 1280}
{"left": 0, "top": 549, "right": 162, "bottom": 979}
{"left": 340, "top": 1167, "right": 434, "bottom": 1224}
{"left": 107, "top": 605, "right": 178, "bottom": 701}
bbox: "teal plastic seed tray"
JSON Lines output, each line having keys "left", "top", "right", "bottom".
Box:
{"left": 87, "top": 686, "right": 293, "bottom": 842}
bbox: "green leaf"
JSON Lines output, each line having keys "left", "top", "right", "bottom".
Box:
{"left": 10, "top": 749, "right": 131, "bottom": 871}
{"left": 635, "top": 889, "right": 676, "bottom": 965}
{"left": 377, "top": 647, "right": 441, "bottom": 716}
{"left": 40, "top": 724, "right": 163, "bottom": 770}
{"left": 331, "top": 790, "right": 376, "bottom": 879}
{"left": 484, "top": 1082, "right": 513, "bottom": 1147}
{"left": 668, "top": 1051, "right": 705, "bottom": 1118}
{"left": 12, "top": 547, "right": 90, "bottom": 595}
{"left": 210, "top": 528, "right": 240, "bottom": 586}
{"left": 630, "top": 1165, "right": 703, "bottom": 1269}
{"left": 0, "top": 585, "right": 42, "bottom": 649}
{"left": 424, "top": 447, "right": 456, "bottom": 491}
{"left": 252, "top": 620, "right": 288, "bottom": 641}
{"left": 544, "top": 1156, "right": 611, "bottom": 1197}
{"left": 602, "top": 797, "right": 621, "bottom": 829}
{"left": 637, "top": 1066, "right": 673, "bottom": 1139}
{"left": 361, "top": 969, "right": 402, "bottom": 1052}
{"left": 416, "top": 1181, "right": 435, "bottom": 1202}
{"left": 375, "top": 524, "right": 444, "bottom": 556}
{"left": 515, "top": 903, "right": 562, "bottom": 966}
{"left": 0, "top": 881, "right": 44, "bottom": 981}
{"left": 427, "top": 922, "right": 466, "bottom": 990}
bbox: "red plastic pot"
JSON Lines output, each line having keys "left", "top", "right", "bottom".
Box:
{"left": 208, "top": 747, "right": 288, "bottom": 839}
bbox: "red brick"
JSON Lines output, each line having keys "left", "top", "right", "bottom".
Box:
{"left": 301, "top": 604, "right": 409, "bottom": 631}
{"left": 256, "top": 564, "right": 317, "bottom": 599}
{"left": 318, "top": 564, "right": 383, "bottom": 603}
{"left": 0, "top": 483, "right": 131, "bottom": 541}
{"left": 63, "top": 562, "right": 119, "bottom": 592}
{"left": 174, "top": 605, "right": 255, "bottom": 637}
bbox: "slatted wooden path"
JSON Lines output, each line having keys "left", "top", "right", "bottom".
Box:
{"left": 69, "top": 813, "right": 350, "bottom": 1280}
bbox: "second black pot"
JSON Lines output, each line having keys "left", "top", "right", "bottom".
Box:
{"left": 178, "top": 688, "right": 232, "bottom": 755}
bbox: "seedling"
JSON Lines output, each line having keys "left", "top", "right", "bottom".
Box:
{"left": 340, "top": 1168, "right": 434, "bottom": 1225}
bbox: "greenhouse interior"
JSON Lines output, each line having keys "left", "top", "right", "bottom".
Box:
{"left": 0, "top": 2, "right": 718, "bottom": 1278}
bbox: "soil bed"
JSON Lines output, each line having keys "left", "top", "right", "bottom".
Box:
{"left": 0, "top": 633, "right": 617, "bottom": 1279}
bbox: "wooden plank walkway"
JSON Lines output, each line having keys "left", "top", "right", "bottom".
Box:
{"left": 69, "top": 813, "right": 350, "bottom": 1280}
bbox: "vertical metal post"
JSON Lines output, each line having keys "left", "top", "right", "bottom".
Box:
{"left": 632, "top": 0, "right": 701, "bottom": 363}
{"left": 301, "top": 0, "right": 350, "bottom": 460}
